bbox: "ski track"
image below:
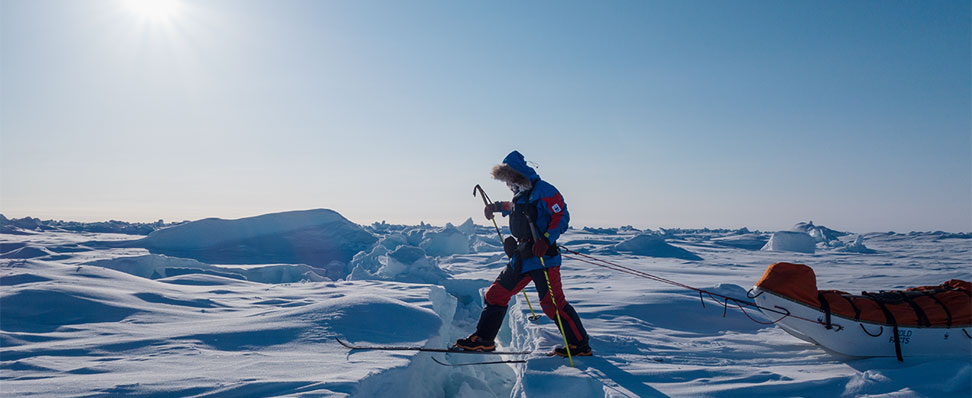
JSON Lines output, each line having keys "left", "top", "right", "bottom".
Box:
{"left": 1, "top": 225, "right": 970, "bottom": 397}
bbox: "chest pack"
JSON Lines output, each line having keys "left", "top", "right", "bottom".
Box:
{"left": 509, "top": 191, "right": 538, "bottom": 240}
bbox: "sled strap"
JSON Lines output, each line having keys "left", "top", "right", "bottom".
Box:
{"left": 921, "top": 290, "right": 952, "bottom": 328}
{"left": 864, "top": 292, "right": 904, "bottom": 362}
{"left": 896, "top": 292, "right": 931, "bottom": 328}
{"left": 817, "top": 293, "right": 833, "bottom": 329}
{"left": 840, "top": 294, "right": 862, "bottom": 321}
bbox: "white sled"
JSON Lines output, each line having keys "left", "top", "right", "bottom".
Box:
{"left": 753, "top": 287, "right": 971, "bottom": 359}
{"left": 752, "top": 262, "right": 971, "bottom": 360}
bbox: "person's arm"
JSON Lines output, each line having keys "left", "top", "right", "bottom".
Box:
{"left": 484, "top": 201, "right": 513, "bottom": 220}
{"left": 534, "top": 190, "right": 569, "bottom": 244}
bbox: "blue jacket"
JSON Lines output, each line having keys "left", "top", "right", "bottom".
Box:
{"left": 501, "top": 151, "right": 569, "bottom": 273}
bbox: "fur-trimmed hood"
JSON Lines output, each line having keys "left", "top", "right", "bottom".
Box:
{"left": 491, "top": 150, "right": 540, "bottom": 187}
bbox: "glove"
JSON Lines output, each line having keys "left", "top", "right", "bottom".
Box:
{"left": 503, "top": 236, "right": 517, "bottom": 258}
{"left": 484, "top": 202, "right": 502, "bottom": 220}
{"left": 531, "top": 236, "right": 550, "bottom": 258}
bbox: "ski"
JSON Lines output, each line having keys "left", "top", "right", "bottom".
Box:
{"left": 542, "top": 350, "right": 658, "bottom": 362}
{"left": 336, "top": 338, "right": 533, "bottom": 355}
{"left": 431, "top": 356, "right": 526, "bottom": 367}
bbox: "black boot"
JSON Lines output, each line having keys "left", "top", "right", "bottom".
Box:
{"left": 453, "top": 334, "right": 496, "bottom": 352}
{"left": 552, "top": 341, "right": 593, "bottom": 357}
{"left": 455, "top": 304, "right": 508, "bottom": 352}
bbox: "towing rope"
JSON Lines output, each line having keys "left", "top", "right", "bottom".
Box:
{"left": 559, "top": 247, "right": 828, "bottom": 328}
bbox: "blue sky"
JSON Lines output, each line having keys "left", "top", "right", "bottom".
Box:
{"left": 1, "top": 0, "right": 969, "bottom": 232}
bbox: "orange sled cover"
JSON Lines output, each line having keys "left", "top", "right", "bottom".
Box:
{"left": 756, "top": 262, "right": 971, "bottom": 328}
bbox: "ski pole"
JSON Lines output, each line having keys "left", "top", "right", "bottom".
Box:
{"left": 474, "top": 185, "right": 542, "bottom": 321}
{"left": 525, "top": 214, "right": 573, "bottom": 367}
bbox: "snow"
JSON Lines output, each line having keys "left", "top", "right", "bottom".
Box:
{"left": 761, "top": 231, "right": 817, "bottom": 254}
{"left": 420, "top": 223, "right": 473, "bottom": 257}
{"left": 711, "top": 233, "right": 770, "bottom": 251}
{"left": 347, "top": 233, "right": 448, "bottom": 284}
{"left": 84, "top": 254, "right": 330, "bottom": 283}
{"left": 1, "top": 211, "right": 970, "bottom": 397}
{"left": 0, "top": 245, "right": 57, "bottom": 259}
{"left": 793, "top": 221, "right": 849, "bottom": 244}
{"left": 838, "top": 234, "right": 876, "bottom": 254}
{"left": 609, "top": 234, "right": 703, "bottom": 260}
{"left": 126, "top": 209, "right": 377, "bottom": 267}
{"left": 457, "top": 218, "right": 480, "bottom": 235}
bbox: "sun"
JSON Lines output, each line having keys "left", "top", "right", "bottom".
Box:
{"left": 123, "top": 0, "right": 181, "bottom": 20}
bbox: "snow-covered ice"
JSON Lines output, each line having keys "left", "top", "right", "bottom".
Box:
{"left": 2, "top": 210, "right": 970, "bottom": 397}
{"left": 838, "top": 235, "right": 876, "bottom": 254}
{"left": 761, "top": 231, "right": 817, "bottom": 254}
{"left": 123, "top": 209, "right": 377, "bottom": 267}
{"left": 609, "top": 234, "right": 703, "bottom": 260}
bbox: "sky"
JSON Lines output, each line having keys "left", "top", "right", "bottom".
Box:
{"left": 1, "top": 0, "right": 970, "bottom": 232}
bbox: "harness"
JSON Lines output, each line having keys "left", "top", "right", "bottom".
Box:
{"left": 508, "top": 189, "right": 560, "bottom": 259}
{"left": 509, "top": 190, "right": 538, "bottom": 241}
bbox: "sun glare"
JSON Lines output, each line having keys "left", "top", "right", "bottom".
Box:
{"left": 124, "top": 0, "right": 181, "bottom": 20}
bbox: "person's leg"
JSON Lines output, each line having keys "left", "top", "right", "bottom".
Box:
{"left": 456, "top": 262, "right": 532, "bottom": 350}
{"left": 531, "top": 266, "right": 590, "bottom": 353}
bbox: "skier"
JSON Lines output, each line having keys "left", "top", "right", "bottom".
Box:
{"left": 454, "top": 150, "right": 591, "bottom": 357}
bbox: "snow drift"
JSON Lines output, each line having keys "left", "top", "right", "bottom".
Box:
{"left": 838, "top": 234, "right": 876, "bottom": 254}
{"left": 0, "top": 245, "right": 57, "bottom": 259}
{"left": 711, "top": 233, "right": 770, "bottom": 251}
{"left": 125, "top": 209, "right": 377, "bottom": 268}
{"left": 762, "top": 231, "right": 817, "bottom": 253}
{"left": 611, "top": 234, "right": 703, "bottom": 260}
{"left": 348, "top": 234, "right": 448, "bottom": 284}
{"left": 793, "top": 221, "right": 848, "bottom": 243}
{"left": 85, "top": 254, "right": 329, "bottom": 283}
{"left": 3, "top": 211, "right": 970, "bottom": 398}
{"left": 419, "top": 224, "right": 471, "bottom": 257}
{"left": 0, "top": 258, "right": 449, "bottom": 397}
